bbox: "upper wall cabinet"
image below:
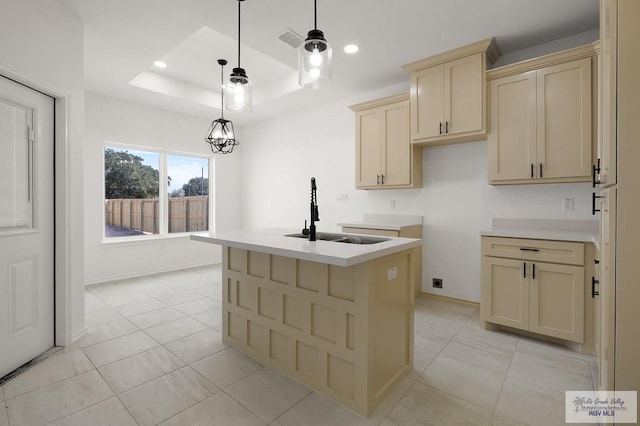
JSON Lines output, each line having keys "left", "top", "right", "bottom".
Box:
{"left": 350, "top": 93, "right": 422, "bottom": 190}
{"left": 487, "top": 44, "right": 596, "bottom": 185}
{"left": 402, "top": 38, "right": 500, "bottom": 146}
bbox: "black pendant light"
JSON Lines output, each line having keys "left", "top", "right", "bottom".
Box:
{"left": 204, "top": 59, "right": 239, "bottom": 154}
{"left": 226, "top": 0, "right": 253, "bottom": 111}
{"left": 299, "top": 0, "right": 332, "bottom": 89}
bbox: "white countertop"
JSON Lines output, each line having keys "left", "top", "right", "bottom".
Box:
{"left": 480, "top": 218, "right": 600, "bottom": 249}
{"left": 191, "top": 228, "right": 422, "bottom": 267}
{"left": 338, "top": 214, "right": 422, "bottom": 231}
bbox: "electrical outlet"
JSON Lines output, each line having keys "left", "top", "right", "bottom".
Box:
{"left": 336, "top": 194, "right": 348, "bottom": 202}
{"left": 432, "top": 278, "right": 443, "bottom": 289}
{"left": 390, "top": 199, "right": 396, "bottom": 209}
{"left": 562, "top": 198, "right": 574, "bottom": 212}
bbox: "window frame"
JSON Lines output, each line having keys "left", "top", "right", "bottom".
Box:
{"left": 102, "top": 142, "right": 214, "bottom": 244}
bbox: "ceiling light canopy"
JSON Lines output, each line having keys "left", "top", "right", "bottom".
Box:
{"left": 299, "top": 0, "right": 332, "bottom": 89}
{"left": 226, "top": 0, "right": 253, "bottom": 111}
{"left": 204, "top": 59, "right": 239, "bottom": 154}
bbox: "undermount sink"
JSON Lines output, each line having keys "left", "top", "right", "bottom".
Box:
{"left": 285, "top": 232, "right": 389, "bottom": 245}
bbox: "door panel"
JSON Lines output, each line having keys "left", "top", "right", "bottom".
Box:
{"left": 488, "top": 71, "right": 537, "bottom": 182}
{"left": 481, "top": 257, "right": 529, "bottom": 330}
{"left": 382, "top": 100, "right": 410, "bottom": 186}
{"left": 355, "top": 109, "right": 381, "bottom": 188}
{"left": 529, "top": 262, "right": 584, "bottom": 343}
{"left": 445, "top": 53, "right": 483, "bottom": 135}
{"left": 0, "top": 76, "right": 54, "bottom": 378}
{"left": 412, "top": 64, "right": 443, "bottom": 140}
{"left": 537, "top": 58, "right": 592, "bottom": 179}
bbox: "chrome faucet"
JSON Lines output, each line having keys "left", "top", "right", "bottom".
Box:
{"left": 302, "top": 177, "right": 319, "bottom": 241}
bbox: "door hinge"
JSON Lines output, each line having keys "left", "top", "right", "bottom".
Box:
{"left": 28, "top": 125, "right": 35, "bottom": 143}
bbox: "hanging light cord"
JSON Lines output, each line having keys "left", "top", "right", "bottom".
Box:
{"left": 314, "top": 0, "right": 317, "bottom": 30}
{"left": 237, "top": 0, "right": 242, "bottom": 68}
{"left": 220, "top": 62, "right": 225, "bottom": 119}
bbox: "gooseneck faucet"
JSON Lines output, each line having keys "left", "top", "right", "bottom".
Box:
{"left": 309, "top": 177, "right": 319, "bottom": 241}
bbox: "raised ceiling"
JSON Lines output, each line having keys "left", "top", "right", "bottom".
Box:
{"left": 58, "top": 0, "right": 599, "bottom": 126}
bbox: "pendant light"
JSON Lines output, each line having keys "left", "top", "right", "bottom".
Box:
{"left": 226, "top": 0, "right": 253, "bottom": 111}
{"left": 299, "top": 0, "right": 332, "bottom": 89}
{"left": 204, "top": 59, "right": 239, "bottom": 154}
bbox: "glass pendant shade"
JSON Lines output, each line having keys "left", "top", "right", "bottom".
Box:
{"left": 226, "top": 67, "right": 253, "bottom": 112}
{"left": 299, "top": 0, "right": 332, "bottom": 89}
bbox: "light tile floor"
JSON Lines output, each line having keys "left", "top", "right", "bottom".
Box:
{"left": 0, "top": 265, "right": 596, "bottom": 426}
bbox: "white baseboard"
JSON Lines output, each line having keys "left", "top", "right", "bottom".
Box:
{"left": 72, "top": 327, "right": 88, "bottom": 343}
{"left": 84, "top": 261, "right": 222, "bottom": 286}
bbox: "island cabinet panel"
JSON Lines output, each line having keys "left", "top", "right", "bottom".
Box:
{"left": 221, "top": 246, "right": 416, "bottom": 416}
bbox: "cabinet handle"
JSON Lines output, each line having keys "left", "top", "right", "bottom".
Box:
{"left": 523, "top": 262, "right": 526, "bottom": 278}
{"left": 381, "top": 174, "right": 385, "bottom": 185}
{"left": 592, "top": 159, "right": 601, "bottom": 188}
{"left": 519, "top": 247, "right": 540, "bottom": 252}
{"left": 594, "top": 259, "right": 600, "bottom": 265}
{"left": 592, "top": 277, "right": 600, "bottom": 298}
{"left": 532, "top": 263, "right": 536, "bottom": 280}
{"left": 531, "top": 164, "right": 534, "bottom": 178}
{"left": 592, "top": 192, "right": 604, "bottom": 215}
{"left": 445, "top": 121, "right": 449, "bottom": 134}
{"left": 377, "top": 174, "right": 380, "bottom": 185}
{"left": 439, "top": 122, "right": 443, "bottom": 135}
{"left": 539, "top": 163, "right": 543, "bottom": 178}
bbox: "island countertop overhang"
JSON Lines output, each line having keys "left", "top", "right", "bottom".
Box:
{"left": 191, "top": 228, "right": 422, "bottom": 267}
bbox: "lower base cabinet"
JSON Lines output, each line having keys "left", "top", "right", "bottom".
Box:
{"left": 481, "top": 237, "right": 588, "bottom": 345}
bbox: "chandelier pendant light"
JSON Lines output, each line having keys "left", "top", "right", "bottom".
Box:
{"left": 226, "top": 0, "right": 253, "bottom": 111}
{"left": 204, "top": 59, "right": 239, "bottom": 154}
{"left": 299, "top": 0, "right": 332, "bottom": 89}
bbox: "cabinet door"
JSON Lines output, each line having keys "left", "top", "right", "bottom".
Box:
{"left": 598, "top": 0, "right": 617, "bottom": 187}
{"left": 445, "top": 53, "right": 483, "bottom": 136}
{"left": 529, "top": 262, "right": 584, "bottom": 343}
{"left": 488, "top": 71, "right": 537, "bottom": 182}
{"left": 382, "top": 100, "right": 411, "bottom": 186}
{"left": 355, "top": 109, "right": 382, "bottom": 188}
{"left": 481, "top": 257, "right": 529, "bottom": 330}
{"left": 599, "top": 187, "right": 616, "bottom": 391}
{"left": 537, "top": 58, "right": 592, "bottom": 179}
{"left": 411, "top": 64, "right": 444, "bottom": 141}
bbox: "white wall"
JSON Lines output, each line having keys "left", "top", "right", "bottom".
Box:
{"left": 240, "top": 90, "right": 594, "bottom": 303}
{"left": 84, "top": 93, "right": 242, "bottom": 284}
{"left": 0, "top": 0, "right": 85, "bottom": 342}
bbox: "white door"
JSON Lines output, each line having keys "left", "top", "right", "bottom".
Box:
{"left": 0, "top": 76, "right": 54, "bottom": 378}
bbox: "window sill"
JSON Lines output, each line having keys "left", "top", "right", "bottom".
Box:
{"left": 101, "top": 231, "right": 210, "bottom": 247}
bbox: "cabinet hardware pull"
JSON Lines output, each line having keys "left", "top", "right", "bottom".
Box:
{"left": 594, "top": 259, "right": 600, "bottom": 264}
{"left": 532, "top": 263, "right": 536, "bottom": 280}
{"left": 539, "top": 163, "right": 543, "bottom": 178}
{"left": 592, "top": 277, "right": 600, "bottom": 298}
{"left": 519, "top": 248, "right": 540, "bottom": 252}
{"left": 592, "top": 192, "right": 604, "bottom": 215}
{"left": 523, "top": 262, "right": 526, "bottom": 278}
{"left": 439, "top": 122, "right": 443, "bottom": 135}
{"left": 592, "top": 158, "right": 601, "bottom": 187}
{"left": 381, "top": 174, "right": 385, "bottom": 185}
{"left": 445, "top": 121, "right": 449, "bottom": 134}
{"left": 377, "top": 174, "right": 380, "bottom": 185}
{"left": 531, "top": 164, "right": 534, "bottom": 178}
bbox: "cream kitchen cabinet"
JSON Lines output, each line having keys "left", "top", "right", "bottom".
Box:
{"left": 481, "top": 237, "right": 586, "bottom": 344}
{"left": 350, "top": 93, "right": 422, "bottom": 189}
{"left": 487, "top": 46, "right": 595, "bottom": 185}
{"left": 402, "top": 38, "right": 500, "bottom": 146}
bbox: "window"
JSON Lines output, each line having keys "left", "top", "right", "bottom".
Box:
{"left": 104, "top": 145, "right": 211, "bottom": 239}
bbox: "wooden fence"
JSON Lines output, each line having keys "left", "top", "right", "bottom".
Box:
{"left": 105, "top": 196, "right": 209, "bottom": 234}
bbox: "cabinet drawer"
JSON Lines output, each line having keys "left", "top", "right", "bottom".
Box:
{"left": 482, "top": 237, "right": 584, "bottom": 265}
{"left": 341, "top": 227, "right": 400, "bottom": 237}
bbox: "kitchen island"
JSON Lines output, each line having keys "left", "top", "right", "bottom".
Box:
{"left": 192, "top": 229, "right": 421, "bottom": 416}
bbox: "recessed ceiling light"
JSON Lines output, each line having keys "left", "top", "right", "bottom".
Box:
{"left": 344, "top": 44, "right": 359, "bottom": 54}
{"left": 153, "top": 60, "right": 167, "bottom": 69}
